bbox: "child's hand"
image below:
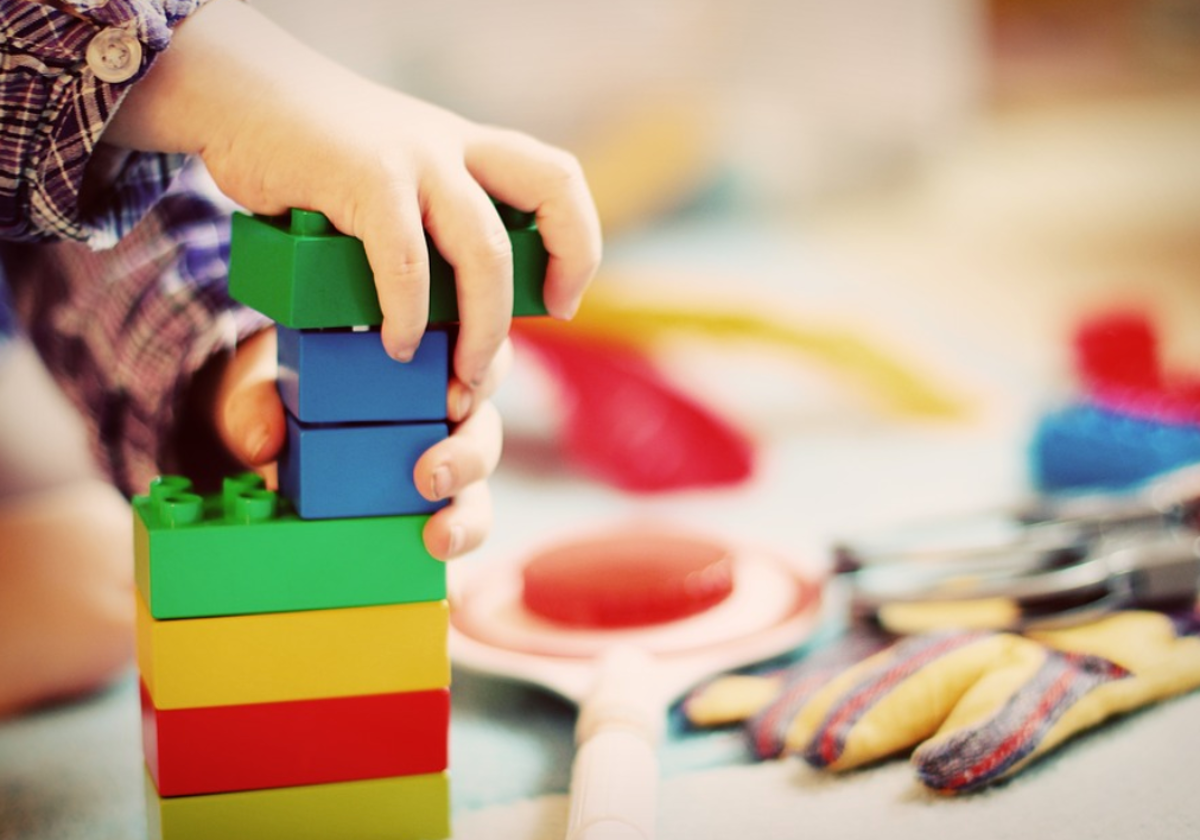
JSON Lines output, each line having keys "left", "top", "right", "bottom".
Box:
{"left": 106, "top": 0, "right": 602, "bottom": 392}
{"left": 211, "top": 328, "right": 509, "bottom": 561}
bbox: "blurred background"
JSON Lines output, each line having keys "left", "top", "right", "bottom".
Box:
{"left": 250, "top": 0, "right": 1200, "bottom": 521}
{"left": 252, "top": 0, "right": 1200, "bottom": 381}
{"left": 248, "top": 4, "right": 1200, "bottom": 819}
{"left": 254, "top": 0, "right": 983, "bottom": 211}
{"left": 3, "top": 6, "right": 1200, "bottom": 837}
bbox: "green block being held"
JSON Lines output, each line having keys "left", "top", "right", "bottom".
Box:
{"left": 133, "top": 474, "right": 444, "bottom": 620}
{"left": 228, "top": 206, "right": 550, "bottom": 329}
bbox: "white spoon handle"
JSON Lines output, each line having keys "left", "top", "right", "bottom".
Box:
{"left": 566, "top": 646, "right": 664, "bottom": 840}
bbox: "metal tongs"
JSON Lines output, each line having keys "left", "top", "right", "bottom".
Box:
{"left": 834, "top": 465, "right": 1200, "bottom": 631}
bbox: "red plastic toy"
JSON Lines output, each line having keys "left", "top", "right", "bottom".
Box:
{"left": 513, "top": 324, "right": 755, "bottom": 493}
{"left": 520, "top": 528, "right": 735, "bottom": 628}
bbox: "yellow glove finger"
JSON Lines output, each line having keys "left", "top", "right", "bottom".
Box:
{"left": 684, "top": 675, "right": 782, "bottom": 728}
{"left": 788, "top": 631, "right": 1018, "bottom": 771}
{"left": 913, "top": 611, "right": 1200, "bottom": 792}
{"left": 684, "top": 630, "right": 890, "bottom": 759}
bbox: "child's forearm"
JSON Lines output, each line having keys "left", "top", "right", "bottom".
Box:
{"left": 103, "top": 0, "right": 355, "bottom": 178}
{"left": 0, "top": 0, "right": 205, "bottom": 243}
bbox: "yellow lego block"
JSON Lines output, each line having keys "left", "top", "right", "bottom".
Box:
{"left": 136, "top": 591, "right": 448, "bottom": 709}
{"left": 145, "top": 769, "right": 450, "bottom": 840}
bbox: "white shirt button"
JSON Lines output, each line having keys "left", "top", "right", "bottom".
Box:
{"left": 86, "top": 27, "right": 142, "bottom": 84}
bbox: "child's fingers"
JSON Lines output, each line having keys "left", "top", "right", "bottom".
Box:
{"left": 421, "top": 481, "right": 494, "bottom": 561}
{"left": 421, "top": 173, "right": 514, "bottom": 388}
{"left": 447, "top": 338, "right": 513, "bottom": 424}
{"left": 413, "top": 321, "right": 506, "bottom": 563}
{"left": 464, "top": 129, "right": 602, "bottom": 320}
{"left": 213, "top": 329, "right": 286, "bottom": 467}
{"left": 354, "top": 187, "right": 431, "bottom": 363}
{"left": 414, "top": 400, "right": 503, "bottom": 505}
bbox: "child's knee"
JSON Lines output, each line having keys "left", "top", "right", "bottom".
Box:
{"left": 0, "top": 481, "right": 134, "bottom": 717}
{"left": 0, "top": 339, "right": 100, "bottom": 499}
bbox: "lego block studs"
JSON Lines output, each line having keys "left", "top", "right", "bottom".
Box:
{"left": 133, "top": 474, "right": 444, "bottom": 619}
{"left": 288, "top": 208, "right": 334, "bottom": 236}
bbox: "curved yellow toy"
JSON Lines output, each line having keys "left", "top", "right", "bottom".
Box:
{"left": 559, "top": 287, "right": 969, "bottom": 421}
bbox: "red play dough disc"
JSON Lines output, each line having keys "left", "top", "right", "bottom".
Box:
{"left": 520, "top": 530, "right": 736, "bottom": 628}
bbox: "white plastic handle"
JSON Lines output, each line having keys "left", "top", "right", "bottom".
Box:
{"left": 565, "top": 646, "right": 664, "bottom": 840}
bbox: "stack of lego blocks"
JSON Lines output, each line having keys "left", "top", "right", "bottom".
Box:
{"left": 135, "top": 207, "right": 548, "bottom": 840}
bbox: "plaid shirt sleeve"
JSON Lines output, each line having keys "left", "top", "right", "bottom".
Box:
{"left": 5, "top": 160, "right": 270, "bottom": 496}
{"left": 1, "top": 0, "right": 271, "bottom": 495}
{"left": 1, "top": 0, "right": 207, "bottom": 246}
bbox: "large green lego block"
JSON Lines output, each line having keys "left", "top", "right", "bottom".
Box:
{"left": 229, "top": 205, "right": 550, "bottom": 329}
{"left": 145, "top": 769, "right": 450, "bottom": 840}
{"left": 133, "top": 474, "right": 444, "bottom": 620}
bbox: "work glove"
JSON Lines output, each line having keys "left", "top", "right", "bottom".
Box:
{"left": 684, "top": 610, "right": 1200, "bottom": 793}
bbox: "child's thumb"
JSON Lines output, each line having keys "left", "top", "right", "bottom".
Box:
{"left": 212, "top": 330, "right": 286, "bottom": 468}
{"left": 221, "top": 379, "right": 286, "bottom": 467}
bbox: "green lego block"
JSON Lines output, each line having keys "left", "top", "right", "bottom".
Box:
{"left": 145, "top": 769, "right": 450, "bottom": 840}
{"left": 133, "top": 474, "right": 444, "bottom": 620}
{"left": 229, "top": 206, "right": 550, "bottom": 329}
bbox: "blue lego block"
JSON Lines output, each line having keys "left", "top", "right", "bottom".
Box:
{"left": 280, "top": 412, "right": 449, "bottom": 519}
{"left": 1030, "top": 401, "right": 1200, "bottom": 493}
{"left": 277, "top": 326, "right": 449, "bottom": 424}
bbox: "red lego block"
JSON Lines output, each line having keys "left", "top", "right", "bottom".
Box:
{"left": 141, "top": 682, "right": 449, "bottom": 797}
